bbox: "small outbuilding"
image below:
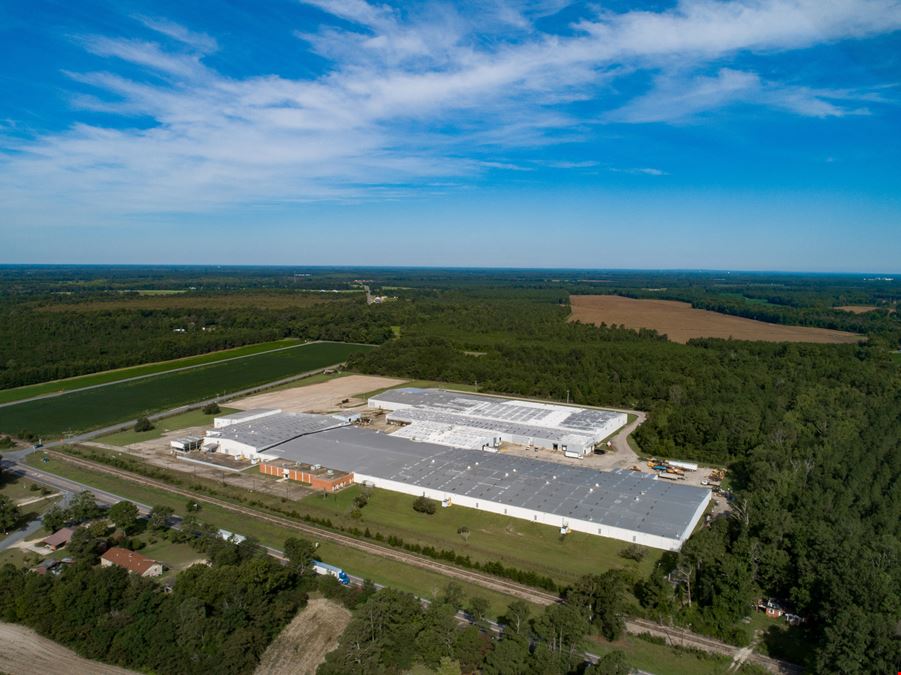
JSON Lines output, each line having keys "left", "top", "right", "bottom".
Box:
{"left": 41, "top": 527, "right": 75, "bottom": 551}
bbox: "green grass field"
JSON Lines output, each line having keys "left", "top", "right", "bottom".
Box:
{"left": 0, "top": 338, "right": 304, "bottom": 405}
{"left": 0, "top": 473, "right": 51, "bottom": 502}
{"left": 24, "top": 454, "right": 527, "bottom": 618}
{"left": 96, "top": 407, "right": 238, "bottom": 445}
{"left": 301, "top": 485, "right": 660, "bottom": 587}
{"left": 0, "top": 341, "right": 373, "bottom": 437}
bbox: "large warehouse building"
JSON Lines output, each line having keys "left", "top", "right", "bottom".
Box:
{"left": 197, "top": 389, "right": 708, "bottom": 550}
{"left": 369, "top": 388, "right": 628, "bottom": 457}
{"left": 260, "top": 424, "right": 709, "bottom": 550}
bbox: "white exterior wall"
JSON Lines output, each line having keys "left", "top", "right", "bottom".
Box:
{"left": 353, "top": 472, "right": 710, "bottom": 551}
{"left": 595, "top": 412, "right": 628, "bottom": 440}
{"left": 212, "top": 437, "right": 260, "bottom": 459}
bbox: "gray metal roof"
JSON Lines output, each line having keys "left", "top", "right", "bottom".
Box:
{"left": 213, "top": 412, "right": 349, "bottom": 451}
{"left": 372, "top": 388, "right": 623, "bottom": 438}
{"left": 272, "top": 426, "right": 708, "bottom": 540}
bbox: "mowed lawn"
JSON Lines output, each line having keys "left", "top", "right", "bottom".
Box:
{"left": 97, "top": 407, "right": 239, "bottom": 445}
{"left": 0, "top": 338, "right": 303, "bottom": 405}
{"left": 0, "top": 341, "right": 372, "bottom": 437}
{"left": 23, "top": 454, "right": 526, "bottom": 619}
{"left": 302, "top": 485, "right": 660, "bottom": 586}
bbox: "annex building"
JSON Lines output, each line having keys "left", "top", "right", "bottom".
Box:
{"left": 369, "top": 388, "right": 627, "bottom": 457}
{"left": 203, "top": 411, "right": 351, "bottom": 459}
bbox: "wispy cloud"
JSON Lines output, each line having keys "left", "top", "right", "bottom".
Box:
{"left": 2, "top": 0, "right": 900, "bottom": 224}
{"left": 605, "top": 68, "right": 873, "bottom": 123}
{"left": 610, "top": 167, "right": 668, "bottom": 176}
{"left": 135, "top": 16, "right": 218, "bottom": 53}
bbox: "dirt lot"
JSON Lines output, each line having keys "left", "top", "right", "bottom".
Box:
{"left": 231, "top": 375, "right": 407, "bottom": 413}
{"left": 255, "top": 598, "right": 351, "bottom": 675}
{"left": 0, "top": 622, "right": 138, "bottom": 675}
{"left": 570, "top": 295, "right": 861, "bottom": 344}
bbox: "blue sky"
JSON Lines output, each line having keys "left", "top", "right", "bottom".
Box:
{"left": 1, "top": 0, "right": 900, "bottom": 272}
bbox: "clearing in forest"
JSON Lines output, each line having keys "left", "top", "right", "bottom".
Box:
{"left": 835, "top": 305, "right": 891, "bottom": 314}
{"left": 0, "top": 622, "right": 138, "bottom": 675}
{"left": 254, "top": 598, "right": 351, "bottom": 675}
{"left": 231, "top": 374, "right": 407, "bottom": 412}
{"left": 570, "top": 295, "right": 862, "bottom": 344}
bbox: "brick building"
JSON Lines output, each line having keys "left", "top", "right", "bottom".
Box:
{"left": 259, "top": 459, "right": 353, "bottom": 492}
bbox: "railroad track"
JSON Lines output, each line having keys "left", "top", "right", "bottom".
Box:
{"left": 45, "top": 450, "right": 560, "bottom": 606}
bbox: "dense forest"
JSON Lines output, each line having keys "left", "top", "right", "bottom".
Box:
{"left": 0, "top": 297, "right": 395, "bottom": 388}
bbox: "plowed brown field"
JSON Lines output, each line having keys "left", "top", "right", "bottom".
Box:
{"left": 570, "top": 295, "right": 861, "bottom": 344}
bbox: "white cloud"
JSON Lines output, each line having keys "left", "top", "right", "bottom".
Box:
{"left": 2, "top": 1, "right": 899, "bottom": 224}
{"left": 606, "top": 68, "right": 871, "bottom": 123}
{"left": 135, "top": 16, "right": 218, "bottom": 53}
{"left": 610, "top": 166, "right": 668, "bottom": 176}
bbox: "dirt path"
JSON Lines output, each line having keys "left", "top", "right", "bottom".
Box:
{"left": 0, "top": 622, "right": 138, "bottom": 675}
{"left": 255, "top": 598, "right": 351, "bottom": 675}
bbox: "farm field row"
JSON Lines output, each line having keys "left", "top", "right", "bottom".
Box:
{"left": 0, "top": 341, "right": 372, "bottom": 437}
{"left": 298, "top": 484, "right": 660, "bottom": 587}
{"left": 0, "top": 338, "right": 304, "bottom": 405}
{"left": 570, "top": 295, "right": 862, "bottom": 344}
{"left": 22, "top": 454, "right": 526, "bottom": 619}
